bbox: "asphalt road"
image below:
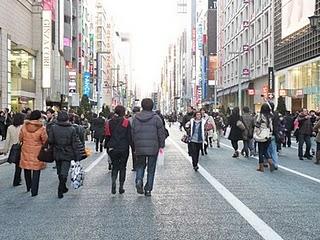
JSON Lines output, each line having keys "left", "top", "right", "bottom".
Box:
{"left": 0, "top": 125, "right": 320, "bottom": 240}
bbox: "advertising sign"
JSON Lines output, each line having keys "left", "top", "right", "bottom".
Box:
{"left": 279, "top": 89, "right": 288, "bottom": 96}
{"left": 268, "top": 67, "right": 275, "bottom": 93}
{"left": 281, "top": 0, "right": 315, "bottom": 38}
{"left": 83, "top": 72, "right": 90, "bottom": 97}
{"left": 248, "top": 89, "right": 255, "bottom": 95}
{"left": 42, "top": 10, "right": 52, "bottom": 88}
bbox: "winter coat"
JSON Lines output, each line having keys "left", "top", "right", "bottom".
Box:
{"left": 93, "top": 117, "right": 105, "bottom": 139}
{"left": 48, "top": 121, "right": 80, "bottom": 162}
{"left": 203, "top": 114, "right": 216, "bottom": 138}
{"left": 313, "top": 120, "right": 320, "bottom": 143}
{"left": 73, "top": 124, "right": 85, "bottom": 145}
{"left": 0, "top": 115, "right": 5, "bottom": 136}
{"left": 2, "top": 125, "right": 22, "bottom": 154}
{"left": 186, "top": 118, "right": 206, "bottom": 144}
{"left": 105, "top": 116, "right": 132, "bottom": 152}
{"left": 298, "top": 114, "right": 313, "bottom": 136}
{"left": 182, "top": 112, "right": 194, "bottom": 132}
{"left": 241, "top": 113, "right": 255, "bottom": 139}
{"left": 228, "top": 115, "right": 243, "bottom": 141}
{"left": 132, "top": 110, "right": 166, "bottom": 156}
{"left": 284, "top": 115, "right": 294, "bottom": 132}
{"left": 19, "top": 120, "right": 47, "bottom": 170}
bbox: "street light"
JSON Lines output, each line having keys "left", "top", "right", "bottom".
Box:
{"left": 309, "top": 15, "right": 320, "bottom": 31}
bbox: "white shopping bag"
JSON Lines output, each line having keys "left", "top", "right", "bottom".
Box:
{"left": 70, "top": 160, "right": 85, "bottom": 189}
{"left": 224, "top": 126, "right": 231, "bottom": 139}
{"left": 157, "top": 148, "right": 164, "bottom": 166}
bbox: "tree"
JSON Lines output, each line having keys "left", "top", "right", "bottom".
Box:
{"left": 78, "top": 95, "right": 91, "bottom": 117}
{"left": 101, "top": 104, "right": 110, "bottom": 118}
{"left": 276, "top": 96, "right": 287, "bottom": 115}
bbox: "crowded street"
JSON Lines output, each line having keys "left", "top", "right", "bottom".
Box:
{"left": 1, "top": 124, "right": 320, "bottom": 240}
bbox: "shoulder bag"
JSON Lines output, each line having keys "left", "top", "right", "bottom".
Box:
{"left": 38, "top": 141, "right": 54, "bottom": 163}
{"left": 7, "top": 143, "right": 21, "bottom": 164}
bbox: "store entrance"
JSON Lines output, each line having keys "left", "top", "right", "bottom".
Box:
{"left": 291, "top": 98, "right": 302, "bottom": 113}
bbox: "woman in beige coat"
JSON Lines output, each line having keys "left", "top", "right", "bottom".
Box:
{"left": 19, "top": 110, "right": 47, "bottom": 196}
{"left": 0, "top": 113, "right": 25, "bottom": 186}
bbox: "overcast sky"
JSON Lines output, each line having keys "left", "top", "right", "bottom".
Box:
{"left": 104, "top": 0, "right": 186, "bottom": 97}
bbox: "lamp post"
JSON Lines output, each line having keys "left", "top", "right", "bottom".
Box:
{"left": 96, "top": 51, "right": 111, "bottom": 112}
{"left": 309, "top": 15, "right": 320, "bottom": 31}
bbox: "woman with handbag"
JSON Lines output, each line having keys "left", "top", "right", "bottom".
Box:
{"left": 254, "top": 103, "right": 273, "bottom": 172}
{"left": 227, "top": 107, "right": 243, "bottom": 158}
{"left": 200, "top": 108, "right": 216, "bottom": 153}
{"left": 19, "top": 110, "right": 48, "bottom": 196}
{"left": 0, "top": 113, "right": 25, "bottom": 186}
{"left": 185, "top": 111, "right": 206, "bottom": 171}
{"left": 48, "top": 111, "right": 80, "bottom": 198}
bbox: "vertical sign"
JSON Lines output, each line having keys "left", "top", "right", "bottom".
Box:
{"left": 268, "top": 67, "right": 275, "bottom": 93}
{"left": 83, "top": 72, "right": 90, "bottom": 97}
{"left": 42, "top": 10, "right": 52, "bottom": 88}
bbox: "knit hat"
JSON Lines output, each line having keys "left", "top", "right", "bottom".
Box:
{"left": 57, "top": 111, "right": 69, "bottom": 122}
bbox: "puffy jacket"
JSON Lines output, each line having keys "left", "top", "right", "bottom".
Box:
{"left": 132, "top": 111, "right": 165, "bottom": 156}
{"left": 48, "top": 121, "right": 80, "bottom": 162}
{"left": 298, "top": 114, "right": 313, "bottom": 136}
{"left": 241, "top": 113, "right": 255, "bottom": 139}
{"left": 105, "top": 117, "right": 132, "bottom": 151}
{"left": 19, "top": 120, "right": 47, "bottom": 170}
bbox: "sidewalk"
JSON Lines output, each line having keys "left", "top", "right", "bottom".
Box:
{"left": 0, "top": 141, "right": 7, "bottom": 164}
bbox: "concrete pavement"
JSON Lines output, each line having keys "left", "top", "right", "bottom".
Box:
{"left": 0, "top": 127, "right": 320, "bottom": 239}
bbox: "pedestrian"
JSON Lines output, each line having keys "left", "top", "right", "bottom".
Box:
{"left": 313, "top": 118, "right": 320, "bottom": 164}
{"left": 182, "top": 106, "right": 195, "bottom": 155}
{"left": 90, "top": 113, "right": 98, "bottom": 142}
{"left": 283, "top": 111, "right": 294, "bottom": 147}
{"left": 131, "top": 98, "right": 166, "bottom": 196}
{"left": 227, "top": 107, "right": 243, "bottom": 158}
{"left": 185, "top": 111, "right": 206, "bottom": 171}
{"left": 0, "top": 113, "right": 25, "bottom": 186}
{"left": 255, "top": 103, "right": 273, "bottom": 172}
{"left": 213, "top": 112, "right": 225, "bottom": 148}
{"left": 105, "top": 105, "right": 132, "bottom": 194}
{"left": 80, "top": 114, "right": 90, "bottom": 141}
{"left": 19, "top": 110, "right": 48, "bottom": 197}
{"left": 0, "top": 111, "right": 5, "bottom": 140}
{"left": 200, "top": 108, "right": 216, "bottom": 153}
{"left": 297, "top": 109, "right": 313, "bottom": 160}
{"left": 93, "top": 112, "right": 105, "bottom": 152}
{"left": 48, "top": 111, "right": 80, "bottom": 198}
{"left": 128, "top": 106, "right": 140, "bottom": 171}
{"left": 241, "top": 106, "right": 255, "bottom": 158}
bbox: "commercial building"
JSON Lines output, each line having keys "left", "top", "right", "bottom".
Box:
{"left": 274, "top": 0, "right": 320, "bottom": 112}
{"left": 217, "top": 0, "right": 274, "bottom": 112}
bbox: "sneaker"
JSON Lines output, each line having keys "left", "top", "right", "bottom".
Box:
{"left": 136, "top": 180, "right": 144, "bottom": 194}
{"left": 144, "top": 191, "right": 151, "bottom": 197}
{"left": 193, "top": 166, "right": 199, "bottom": 171}
{"left": 299, "top": 157, "right": 304, "bottom": 160}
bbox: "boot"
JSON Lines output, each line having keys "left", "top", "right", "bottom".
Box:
{"left": 256, "top": 163, "right": 264, "bottom": 172}
{"left": 111, "top": 170, "right": 117, "bottom": 194}
{"left": 268, "top": 159, "right": 275, "bottom": 172}
{"left": 119, "top": 182, "right": 125, "bottom": 194}
{"left": 100, "top": 143, "right": 103, "bottom": 153}
{"left": 58, "top": 175, "right": 68, "bottom": 199}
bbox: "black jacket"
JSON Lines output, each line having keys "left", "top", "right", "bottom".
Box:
{"left": 48, "top": 121, "right": 80, "bottom": 162}
{"left": 105, "top": 117, "right": 132, "bottom": 152}
{"left": 93, "top": 117, "right": 105, "bottom": 139}
{"left": 73, "top": 124, "right": 85, "bottom": 145}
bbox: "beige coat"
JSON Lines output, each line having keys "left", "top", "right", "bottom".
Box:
{"left": 19, "top": 120, "right": 48, "bottom": 170}
{"left": 2, "top": 125, "right": 22, "bottom": 154}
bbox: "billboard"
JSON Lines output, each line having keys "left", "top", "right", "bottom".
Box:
{"left": 83, "top": 72, "right": 91, "bottom": 97}
{"left": 42, "top": 10, "right": 52, "bottom": 88}
{"left": 281, "top": 0, "right": 315, "bottom": 39}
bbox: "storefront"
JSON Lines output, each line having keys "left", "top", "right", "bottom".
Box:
{"left": 275, "top": 57, "right": 320, "bottom": 112}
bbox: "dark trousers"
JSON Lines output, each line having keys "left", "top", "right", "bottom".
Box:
{"left": 190, "top": 142, "right": 202, "bottom": 167}
{"left": 284, "top": 131, "right": 291, "bottom": 147}
{"left": 298, "top": 134, "right": 311, "bottom": 157}
{"left": 95, "top": 137, "right": 104, "bottom": 152}
{"left": 135, "top": 155, "right": 158, "bottom": 192}
{"left": 13, "top": 163, "right": 22, "bottom": 186}
{"left": 24, "top": 169, "right": 41, "bottom": 195}
{"left": 231, "top": 140, "right": 238, "bottom": 151}
{"left": 56, "top": 160, "right": 71, "bottom": 177}
{"left": 258, "top": 141, "right": 270, "bottom": 163}
{"left": 131, "top": 145, "right": 137, "bottom": 170}
{"left": 242, "top": 140, "right": 249, "bottom": 157}
{"left": 109, "top": 150, "right": 129, "bottom": 184}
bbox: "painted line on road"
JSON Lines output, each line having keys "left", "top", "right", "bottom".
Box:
{"left": 219, "top": 142, "right": 320, "bottom": 184}
{"left": 85, "top": 152, "right": 106, "bottom": 173}
{"left": 169, "top": 138, "right": 283, "bottom": 240}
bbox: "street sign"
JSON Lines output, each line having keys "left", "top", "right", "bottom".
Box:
{"left": 279, "top": 89, "right": 288, "bottom": 96}
{"left": 242, "top": 68, "right": 250, "bottom": 76}
{"left": 248, "top": 89, "right": 255, "bottom": 95}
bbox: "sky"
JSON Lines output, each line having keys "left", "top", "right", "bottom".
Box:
{"left": 104, "top": 0, "right": 187, "bottom": 97}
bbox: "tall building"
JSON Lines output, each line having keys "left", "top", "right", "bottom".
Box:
{"left": 217, "top": 0, "right": 274, "bottom": 112}
{"left": 274, "top": 0, "right": 319, "bottom": 112}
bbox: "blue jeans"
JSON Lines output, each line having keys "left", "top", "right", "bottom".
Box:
{"left": 135, "top": 155, "right": 158, "bottom": 192}
{"left": 298, "top": 134, "right": 311, "bottom": 157}
{"left": 267, "top": 136, "right": 279, "bottom": 167}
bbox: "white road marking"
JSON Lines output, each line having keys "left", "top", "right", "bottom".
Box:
{"left": 85, "top": 152, "right": 106, "bottom": 173}
{"left": 219, "top": 142, "right": 320, "bottom": 184}
{"left": 169, "top": 138, "right": 284, "bottom": 240}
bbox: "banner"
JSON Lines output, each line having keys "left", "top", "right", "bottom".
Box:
{"left": 42, "top": 10, "right": 52, "bottom": 88}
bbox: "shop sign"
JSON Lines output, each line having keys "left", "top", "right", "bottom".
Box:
{"left": 192, "top": 28, "right": 196, "bottom": 54}
{"left": 19, "top": 97, "right": 28, "bottom": 104}
{"left": 42, "top": 10, "right": 52, "bottom": 88}
{"left": 248, "top": 89, "right": 255, "bottom": 95}
{"left": 268, "top": 67, "right": 275, "bottom": 93}
{"left": 242, "top": 68, "right": 250, "bottom": 76}
{"left": 295, "top": 89, "right": 304, "bottom": 97}
{"left": 83, "top": 72, "right": 90, "bottom": 97}
{"left": 279, "top": 89, "right": 288, "bottom": 96}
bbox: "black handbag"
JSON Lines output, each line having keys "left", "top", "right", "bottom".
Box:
{"left": 7, "top": 143, "right": 21, "bottom": 164}
{"left": 38, "top": 142, "right": 54, "bottom": 163}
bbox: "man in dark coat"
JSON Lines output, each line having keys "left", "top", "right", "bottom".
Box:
{"left": 132, "top": 98, "right": 166, "bottom": 196}
{"left": 93, "top": 112, "right": 105, "bottom": 152}
{"left": 48, "top": 111, "right": 80, "bottom": 198}
{"left": 298, "top": 109, "right": 313, "bottom": 160}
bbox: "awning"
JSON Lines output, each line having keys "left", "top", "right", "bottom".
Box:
{"left": 217, "top": 81, "right": 251, "bottom": 97}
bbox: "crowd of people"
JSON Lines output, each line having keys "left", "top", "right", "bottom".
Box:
{"left": 178, "top": 103, "right": 320, "bottom": 172}
{"left": 0, "top": 98, "right": 166, "bottom": 198}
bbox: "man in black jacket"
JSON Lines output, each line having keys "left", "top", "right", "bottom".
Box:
{"left": 132, "top": 98, "right": 166, "bottom": 196}
{"left": 298, "top": 109, "right": 313, "bottom": 160}
{"left": 48, "top": 111, "right": 80, "bottom": 198}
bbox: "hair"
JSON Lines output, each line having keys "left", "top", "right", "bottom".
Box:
{"left": 141, "top": 98, "right": 154, "bottom": 111}
{"left": 193, "top": 111, "right": 202, "bottom": 118}
{"left": 74, "top": 114, "right": 80, "bottom": 125}
{"left": 132, "top": 106, "right": 141, "bottom": 113}
{"left": 114, "top": 105, "right": 126, "bottom": 117}
{"left": 57, "top": 111, "right": 69, "bottom": 122}
{"left": 29, "top": 110, "right": 42, "bottom": 120}
{"left": 260, "top": 103, "right": 271, "bottom": 115}
{"left": 231, "top": 107, "right": 240, "bottom": 118}
{"left": 99, "top": 112, "right": 104, "bottom": 117}
{"left": 69, "top": 113, "right": 75, "bottom": 123}
{"left": 46, "top": 108, "right": 55, "bottom": 114}
{"left": 13, "top": 113, "right": 25, "bottom": 127}
{"left": 242, "top": 106, "right": 249, "bottom": 113}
